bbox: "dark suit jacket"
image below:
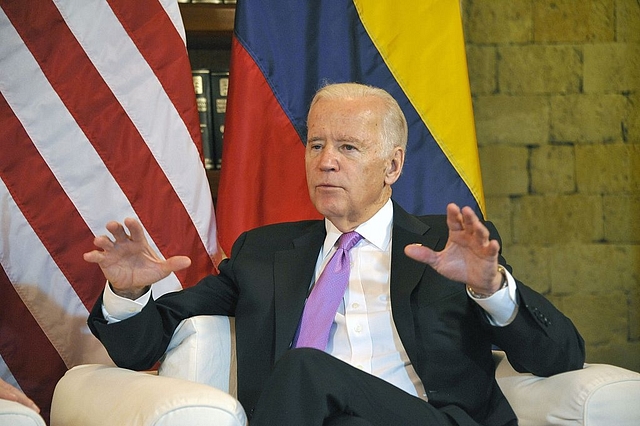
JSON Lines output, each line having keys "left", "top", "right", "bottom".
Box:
{"left": 89, "top": 202, "right": 585, "bottom": 426}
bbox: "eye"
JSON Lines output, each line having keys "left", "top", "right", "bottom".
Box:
{"left": 342, "top": 144, "right": 356, "bottom": 151}
{"left": 307, "top": 141, "right": 323, "bottom": 150}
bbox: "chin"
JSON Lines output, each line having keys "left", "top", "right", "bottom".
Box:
{"left": 314, "top": 203, "right": 344, "bottom": 221}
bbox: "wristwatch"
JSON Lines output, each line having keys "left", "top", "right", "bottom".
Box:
{"left": 467, "top": 264, "right": 508, "bottom": 299}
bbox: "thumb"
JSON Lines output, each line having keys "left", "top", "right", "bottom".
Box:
{"left": 404, "top": 244, "right": 437, "bottom": 266}
{"left": 162, "top": 255, "right": 192, "bottom": 273}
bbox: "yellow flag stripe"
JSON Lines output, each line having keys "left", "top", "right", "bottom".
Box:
{"left": 353, "top": 0, "right": 485, "bottom": 215}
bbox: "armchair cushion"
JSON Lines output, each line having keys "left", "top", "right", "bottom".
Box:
{"left": 494, "top": 351, "right": 640, "bottom": 426}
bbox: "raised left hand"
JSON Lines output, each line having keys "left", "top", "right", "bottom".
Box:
{"left": 404, "top": 203, "right": 504, "bottom": 295}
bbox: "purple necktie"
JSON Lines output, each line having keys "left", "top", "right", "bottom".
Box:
{"left": 295, "top": 231, "right": 363, "bottom": 350}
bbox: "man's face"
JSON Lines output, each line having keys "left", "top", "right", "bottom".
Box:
{"left": 305, "top": 96, "right": 403, "bottom": 231}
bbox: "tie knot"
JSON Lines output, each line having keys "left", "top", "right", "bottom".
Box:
{"left": 337, "top": 231, "right": 362, "bottom": 252}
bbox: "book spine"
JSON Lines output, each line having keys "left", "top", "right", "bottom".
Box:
{"left": 210, "top": 71, "right": 229, "bottom": 170}
{"left": 192, "top": 69, "right": 215, "bottom": 170}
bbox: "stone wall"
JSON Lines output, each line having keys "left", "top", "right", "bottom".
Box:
{"left": 461, "top": 0, "right": 639, "bottom": 371}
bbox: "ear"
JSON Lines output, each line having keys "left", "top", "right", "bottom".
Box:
{"left": 384, "top": 147, "right": 405, "bottom": 186}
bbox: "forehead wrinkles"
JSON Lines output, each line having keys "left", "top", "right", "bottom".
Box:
{"left": 307, "top": 98, "right": 384, "bottom": 147}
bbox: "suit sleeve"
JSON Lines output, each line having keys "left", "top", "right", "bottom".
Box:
{"left": 481, "top": 223, "right": 585, "bottom": 376}
{"left": 88, "top": 247, "right": 241, "bottom": 371}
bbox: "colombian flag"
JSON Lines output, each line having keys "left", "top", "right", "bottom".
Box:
{"left": 217, "top": 0, "right": 484, "bottom": 254}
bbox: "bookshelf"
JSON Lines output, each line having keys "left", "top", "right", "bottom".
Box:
{"left": 179, "top": 3, "right": 236, "bottom": 203}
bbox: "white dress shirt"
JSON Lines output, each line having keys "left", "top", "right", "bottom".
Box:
{"left": 102, "top": 199, "right": 519, "bottom": 400}
{"left": 317, "top": 200, "right": 518, "bottom": 400}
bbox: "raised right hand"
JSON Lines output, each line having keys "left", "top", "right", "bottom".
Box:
{"left": 83, "top": 218, "right": 191, "bottom": 299}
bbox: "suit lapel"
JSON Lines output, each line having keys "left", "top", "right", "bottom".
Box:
{"left": 390, "top": 202, "right": 442, "bottom": 364}
{"left": 273, "top": 222, "right": 325, "bottom": 360}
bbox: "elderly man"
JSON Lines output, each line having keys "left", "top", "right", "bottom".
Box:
{"left": 86, "top": 82, "right": 584, "bottom": 426}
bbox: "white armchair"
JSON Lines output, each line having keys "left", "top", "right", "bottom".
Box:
{"left": 0, "top": 400, "right": 46, "bottom": 426}
{"left": 51, "top": 316, "right": 640, "bottom": 426}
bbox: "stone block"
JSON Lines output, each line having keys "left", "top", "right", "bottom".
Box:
{"left": 512, "top": 195, "right": 603, "bottom": 244}
{"left": 617, "top": 0, "right": 640, "bottom": 42}
{"left": 550, "top": 243, "right": 639, "bottom": 293}
{"left": 550, "top": 94, "right": 628, "bottom": 142}
{"left": 631, "top": 288, "right": 640, "bottom": 342}
{"left": 586, "top": 341, "right": 640, "bottom": 372}
{"left": 479, "top": 145, "right": 529, "bottom": 196}
{"left": 499, "top": 45, "right": 582, "bottom": 95}
{"left": 530, "top": 144, "right": 576, "bottom": 194}
{"left": 533, "top": 0, "right": 614, "bottom": 42}
{"left": 603, "top": 195, "right": 640, "bottom": 243}
{"left": 561, "top": 291, "right": 628, "bottom": 346}
{"left": 462, "top": 0, "right": 532, "bottom": 44}
{"left": 484, "top": 196, "right": 513, "bottom": 244}
{"left": 575, "top": 143, "right": 640, "bottom": 193}
{"left": 584, "top": 43, "right": 640, "bottom": 93}
{"left": 504, "top": 244, "right": 552, "bottom": 294}
{"left": 627, "top": 92, "right": 640, "bottom": 143}
{"left": 473, "top": 95, "right": 549, "bottom": 145}
{"left": 465, "top": 45, "right": 497, "bottom": 96}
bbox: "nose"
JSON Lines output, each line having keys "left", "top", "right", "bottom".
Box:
{"left": 317, "top": 145, "right": 338, "bottom": 171}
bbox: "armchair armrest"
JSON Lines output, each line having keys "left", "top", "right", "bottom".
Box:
{"left": 493, "top": 351, "right": 640, "bottom": 426}
{"left": 50, "top": 364, "right": 246, "bottom": 426}
{"left": 0, "top": 399, "right": 46, "bottom": 426}
{"left": 159, "top": 315, "right": 237, "bottom": 396}
{"left": 50, "top": 316, "right": 245, "bottom": 426}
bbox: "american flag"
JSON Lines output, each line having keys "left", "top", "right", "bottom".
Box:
{"left": 0, "top": 0, "right": 221, "bottom": 420}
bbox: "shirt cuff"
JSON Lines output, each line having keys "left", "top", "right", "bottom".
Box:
{"left": 101, "top": 282, "right": 151, "bottom": 324}
{"left": 467, "top": 269, "right": 519, "bottom": 326}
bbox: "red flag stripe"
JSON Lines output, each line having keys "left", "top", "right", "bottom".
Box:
{"left": 107, "top": 0, "right": 202, "bottom": 150}
{"left": 0, "top": 93, "right": 104, "bottom": 310}
{"left": 53, "top": 0, "right": 220, "bottom": 268}
{"left": 2, "top": 0, "right": 214, "bottom": 286}
{"left": 0, "top": 175, "right": 111, "bottom": 367}
{"left": 54, "top": 0, "right": 220, "bottom": 265}
{"left": 0, "top": 7, "right": 185, "bottom": 296}
{"left": 0, "top": 263, "right": 70, "bottom": 422}
{"left": 218, "top": 38, "right": 321, "bottom": 253}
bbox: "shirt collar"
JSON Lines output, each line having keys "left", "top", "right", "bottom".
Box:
{"left": 323, "top": 199, "right": 393, "bottom": 257}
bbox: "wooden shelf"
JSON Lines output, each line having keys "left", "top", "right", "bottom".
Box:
{"left": 179, "top": 3, "right": 235, "bottom": 49}
{"left": 181, "top": 3, "right": 234, "bottom": 201}
{"left": 206, "top": 169, "right": 221, "bottom": 204}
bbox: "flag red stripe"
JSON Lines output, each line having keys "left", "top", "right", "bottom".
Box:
{"left": 3, "top": 0, "right": 213, "bottom": 286}
{"left": 0, "top": 92, "right": 104, "bottom": 309}
{"left": 217, "top": 39, "right": 321, "bottom": 253}
{"left": 0, "top": 264, "right": 66, "bottom": 423}
{"left": 107, "top": 0, "right": 202, "bottom": 154}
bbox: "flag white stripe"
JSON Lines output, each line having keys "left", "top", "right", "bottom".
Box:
{"left": 54, "top": 0, "right": 218, "bottom": 257}
{"left": 0, "top": 355, "right": 21, "bottom": 391}
{"left": 0, "top": 8, "right": 181, "bottom": 297}
{"left": 0, "top": 179, "right": 112, "bottom": 367}
{"left": 160, "top": 0, "right": 187, "bottom": 43}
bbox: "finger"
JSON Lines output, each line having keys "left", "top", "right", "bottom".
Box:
{"left": 91, "top": 235, "right": 115, "bottom": 251}
{"left": 461, "top": 206, "right": 490, "bottom": 243}
{"left": 445, "top": 203, "right": 463, "bottom": 231}
{"left": 105, "top": 221, "right": 130, "bottom": 243}
{"left": 83, "top": 250, "right": 105, "bottom": 264}
{"left": 0, "top": 387, "right": 40, "bottom": 413}
{"left": 123, "top": 217, "right": 147, "bottom": 242}
{"left": 404, "top": 243, "right": 437, "bottom": 266}
{"left": 162, "top": 255, "right": 192, "bottom": 273}
{"left": 17, "top": 394, "right": 40, "bottom": 413}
